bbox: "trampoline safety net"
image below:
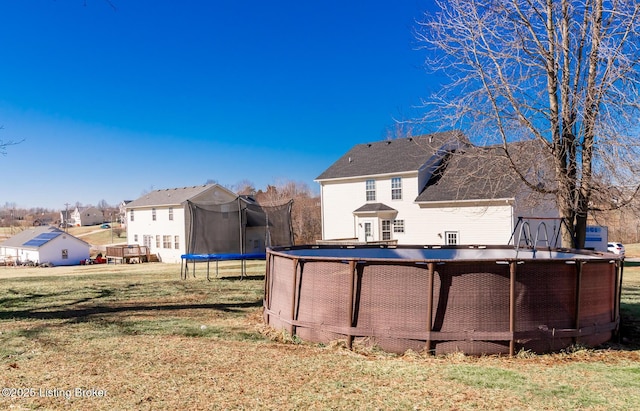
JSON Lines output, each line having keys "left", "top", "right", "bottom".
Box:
{"left": 186, "top": 197, "right": 293, "bottom": 255}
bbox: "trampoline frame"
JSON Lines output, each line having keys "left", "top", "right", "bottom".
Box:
{"left": 180, "top": 253, "right": 266, "bottom": 280}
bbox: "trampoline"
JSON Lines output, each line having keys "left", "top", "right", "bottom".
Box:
{"left": 181, "top": 252, "right": 266, "bottom": 280}
{"left": 181, "top": 196, "right": 292, "bottom": 281}
{"left": 263, "top": 244, "right": 623, "bottom": 355}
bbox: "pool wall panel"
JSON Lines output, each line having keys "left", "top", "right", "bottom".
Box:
{"left": 263, "top": 246, "right": 620, "bottom": 355}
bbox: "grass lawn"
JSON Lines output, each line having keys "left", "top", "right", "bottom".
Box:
{"left": 0, "top": 261, "right": 639, "bottom": 410}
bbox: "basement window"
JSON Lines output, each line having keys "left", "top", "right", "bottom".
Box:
{"left": 445, "top": 231, "right": 459, "bottom": 245}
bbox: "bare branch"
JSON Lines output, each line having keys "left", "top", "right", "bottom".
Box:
{"left": 416, "top": 0, "right": 640, "bottom": 247}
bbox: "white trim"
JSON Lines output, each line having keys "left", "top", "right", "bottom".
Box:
{"left": 315, "top": 170, "right": 419, "bottom": 184}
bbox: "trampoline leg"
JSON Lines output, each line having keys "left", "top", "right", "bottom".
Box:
{"left": 206, "top": 260, "right": 211, "bottom": 282}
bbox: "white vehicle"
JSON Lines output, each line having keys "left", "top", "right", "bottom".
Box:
{"left": 607, "top": 242, "right": 625, "bottom": 255}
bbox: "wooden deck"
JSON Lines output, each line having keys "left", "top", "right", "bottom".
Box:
{"left": 106, "top": 245, "right": 151, "bottom": 264}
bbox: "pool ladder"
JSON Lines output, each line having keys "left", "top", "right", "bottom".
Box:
{"left": 514, "top": 220, "right": 553, "bottom": 259}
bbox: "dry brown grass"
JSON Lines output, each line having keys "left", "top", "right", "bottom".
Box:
{"left": 624, "top": 243, "right": 640, "bottom": 258}
{"left": 0, "top": 262, "right": 639, "bottom": 410}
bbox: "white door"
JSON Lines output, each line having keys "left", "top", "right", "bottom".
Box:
{"left": 360, "top": 220, "right": 374, "bottom": 242}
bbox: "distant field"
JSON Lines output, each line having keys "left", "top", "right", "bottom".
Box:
{"left": 624, "top": 243, "right": 640, "bottom": 258}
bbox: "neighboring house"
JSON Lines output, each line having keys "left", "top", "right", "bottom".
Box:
{"left": 59, "top": 209, "right": 71, "bottom": 227}
{"left": 0, "top": 226, "right": 90, "bottom": 266}
{"left": 125, "top": 184, "right": 238, "bottom": 263}
{"left": 60, "top": 206, "right": 105, "bottom": 227}
{"left": 119, "top": 200, "right": 132, "bottom": 226}
{"left": 75, "top": 206, "right": 105, "bottom": 226}
{"left": 315, "top": 132, "right": 557, "bottom": 246}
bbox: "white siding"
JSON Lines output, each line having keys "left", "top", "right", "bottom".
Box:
{"left": 39, "top": 236, "right": 91, "bottom": 265}
{"left": 321, "top": 179, "right": 361, "bottom": 240}
{"left": 412, "top": 204, "right": 514, "bottom": 245}
{"left": 127, "top": 205, "right": 186, "bottom": 263}
{"left": 0, "top": 236, "right": 90, "bottom": 266}
{"left": 126, "top": 186, "right": 238, "bottom": 263}
{"left": 320, "top": 173, "right": 515, "bottom": 246}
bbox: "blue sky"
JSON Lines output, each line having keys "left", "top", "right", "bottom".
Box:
{"left": 0, "top": 1, "right": 439, "bottom": 210}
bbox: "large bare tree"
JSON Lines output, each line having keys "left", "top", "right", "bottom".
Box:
{"left": 416, "top": 0, "right": 640, "bottom": 248}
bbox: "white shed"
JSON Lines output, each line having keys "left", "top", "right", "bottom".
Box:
{"left": 0, "top": 226, "right": 90, "bottom": 266}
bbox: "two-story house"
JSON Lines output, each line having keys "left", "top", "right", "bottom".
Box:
{"left": 60, "top": 206, "right": 105, "bottom": 227}
{"left": 315, "top": 132, "right": 557, "bottom": 245}
{"left": 125, "top": 184, "right": 238, "bottom": 263}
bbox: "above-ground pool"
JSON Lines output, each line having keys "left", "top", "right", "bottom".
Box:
{"left": 263, "top": 245, "right": 623, "bottom": 356}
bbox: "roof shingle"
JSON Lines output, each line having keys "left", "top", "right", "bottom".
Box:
{"left": 126, "top": 184, "right": 229, "bottom": 208}
{"left": 416, "top": 141, "right": 554, "bottom": 202}
{"left": 315, "top": 131, "right": 467, "bottom": 180}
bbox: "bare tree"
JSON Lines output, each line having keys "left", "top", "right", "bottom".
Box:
{"left": 255, "top": 180, "right": 321, "bottom": 244}
{"left": 97, "top": 199, "right": 110, "bottom": 210}
{"left": 234, "top": 179, "right": 257, "bottom": 195}
{"left": 416, "top": 0, "right": 640, "bottom": 248}
{"left": 0, "top": 126, "right": 23, "bottom": 156}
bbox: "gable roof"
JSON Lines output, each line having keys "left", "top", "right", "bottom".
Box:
{"left": 353, "top": 203, "right": 397, "bottom": 213}
{"left": 126, "top": 184, "right": 236, "bottom": 208}
{"left": 315, "top": 131, "right": 468, "bottom": 181}
{"left": 416, "top": 140, "right": 554, "bottom": 203}
{"left": 76, "top": 206, "right": 102, "bottom": 213}
{"left": 1, "top": 226, "right": 88, "bottom": 249}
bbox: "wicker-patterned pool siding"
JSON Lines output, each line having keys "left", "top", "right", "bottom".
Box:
{"left": 263, "top": 245, "right": 621, "bottom": 356}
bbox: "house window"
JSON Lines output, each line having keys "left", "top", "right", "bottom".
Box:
{"left": 156, "top": 235, "right": 161, "bottom": 248}
{"left": 174, "top": 235, "right": 180, "bottom": 249}
{"left": 152, "top": 208, "right": 157, "bottom": 221}
{"left": 381, "top": 220, "right": 391, "bottom": 241}
{"left": 130, "top": 210, "right": 134, "bottom": 222}
{"left": 169, "top": 207, "right": 174, "bottom": 221}
{"left": 135, "top": 234, "right": 139, "bottom": 242}
{"left": 366, "top": 179, "right": 376, "bottom": 201}
{"left": 445, "top": 231, "right": 459, "bottom": 245}
{"left": 391, "top": 177, "right": 402, "bottom": 200}
{"left": 143, "top": 235, "right": 151, "bottom": 247}
{"left": 61, "top": 249, "right": 68, "bottom": 260}
{"left": 393, "top": 220, "right": 405, "bottom": 233}
{"left": 163, "top": 235, "right": 171, "bottom": 248}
